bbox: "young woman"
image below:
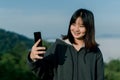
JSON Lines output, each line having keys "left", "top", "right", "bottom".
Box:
{"left": 27, "top": 8, "right": 104, "bottom": 80}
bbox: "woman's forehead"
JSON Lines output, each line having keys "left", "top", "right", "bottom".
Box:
{"left": 75, "top": 17, "right": 83, "bottom": 25}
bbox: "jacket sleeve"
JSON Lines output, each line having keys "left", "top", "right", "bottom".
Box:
{"left": 27, "top": 42, "right": 57, "bottom": 79}
{"left": 96, "top": 50, "right": 104, "bottom": 80}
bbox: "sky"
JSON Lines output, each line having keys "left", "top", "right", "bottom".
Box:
{"left": 0, "top": 0, "right": 120, "bottom": 39}
{"left": 0, "top": 0, "right": 120, "bottom": 62}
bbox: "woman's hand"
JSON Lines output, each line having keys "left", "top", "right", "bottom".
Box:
{"left": 30, "top": 39, "right": 46, "bottom": 61}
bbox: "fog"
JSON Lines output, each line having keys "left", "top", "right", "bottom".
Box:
{"left": 97, "top": 38, "right": 120, "bottom": 62}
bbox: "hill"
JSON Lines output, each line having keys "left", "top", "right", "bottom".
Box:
{"left": 0, "top": 28, "right": 38, "bottom": 80}
{"left": 0, "top": 28, "right": 52, "bottom": 80}
{"left": 0, "top": 28, "right": 34, "bottom": 54}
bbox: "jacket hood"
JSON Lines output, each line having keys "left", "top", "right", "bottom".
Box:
{"left": 55, "top": 38, "right": 72, "bottom": 46}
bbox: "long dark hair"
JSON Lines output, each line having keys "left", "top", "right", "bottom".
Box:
{"left": 62, "top": 8, "right": 98, "bottom": 50}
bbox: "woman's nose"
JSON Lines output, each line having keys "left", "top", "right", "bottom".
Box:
{"left": 75, "top": 25, "right": 80, "bottom": 31}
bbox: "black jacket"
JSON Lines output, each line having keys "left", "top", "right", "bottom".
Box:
{"left": 27, "top": 39, "right": 104, "bottom": 80}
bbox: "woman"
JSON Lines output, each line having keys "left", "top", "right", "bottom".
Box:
{"left": 27, "top": 8, "right": 104, "bottom": 80}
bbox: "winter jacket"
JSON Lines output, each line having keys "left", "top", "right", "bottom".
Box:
{"left": 27, "top": 39, "right": 104, "bottom": 80}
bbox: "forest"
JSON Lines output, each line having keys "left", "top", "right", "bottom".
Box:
{"left": 0, "top": 28, "right": 120, "bottom": 80}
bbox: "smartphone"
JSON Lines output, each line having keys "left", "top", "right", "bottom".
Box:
{"left": 34, "top": 32, "right": 44, "bottom": 57}
{"left": 34, "top": 32, "right": 42, "bottom": 47}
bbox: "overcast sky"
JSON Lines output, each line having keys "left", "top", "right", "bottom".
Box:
{"left": 0, "top": 0, "right": 120, "bottom": 39}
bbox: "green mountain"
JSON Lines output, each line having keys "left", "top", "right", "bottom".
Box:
{"left": 0, "top": 28, "right": 34, "bottom": 54}
{"left": 0, "top": 28, "right": 52, "bottom": 80}
{"left": 0, "top": 28, "right": 38, "bottom": 80}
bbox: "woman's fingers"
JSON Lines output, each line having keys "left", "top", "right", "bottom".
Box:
{"left": 33, "top": 51, "right": 45, "bottom": 60}
{"left": 35, "top": 55, "right": 44, "bottom": 59}
{"left": 30, "top": 43, "right": 46, "bottom": 61}
{"left": 34, "top": 50, "right": 46, "bottom": 55}
{"left": 30, "top": 39, "right": 47, "bottom": 61}
{"left": 36, "top": 47, "right": 46, "bottom": 51}
{"left": 34, "top": 39, "right": 41, "bottom": 47}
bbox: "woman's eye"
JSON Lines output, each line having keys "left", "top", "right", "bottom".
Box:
{"left": 80, "top": 25, "right": 85, "bottom": 27}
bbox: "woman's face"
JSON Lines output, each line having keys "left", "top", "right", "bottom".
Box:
{"left": 70, "top": 17, "right": 86, "bottom": 40}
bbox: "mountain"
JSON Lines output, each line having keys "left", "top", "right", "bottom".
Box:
{"left": 0, "top": 28, "right": 34, "bottom": 54}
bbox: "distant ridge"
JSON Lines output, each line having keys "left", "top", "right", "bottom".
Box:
{"left": 0, "top": 28, "right": 34, "bottom": 54}
{"left": 97, "top": 34, "right": 120, "bottom": 38}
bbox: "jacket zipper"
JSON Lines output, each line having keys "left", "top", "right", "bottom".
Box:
{"left": 77, "top": 52, "right": 79, "bottom": 80}
{"left": 69, "top": 47, "right": 74, "bottom": 80}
